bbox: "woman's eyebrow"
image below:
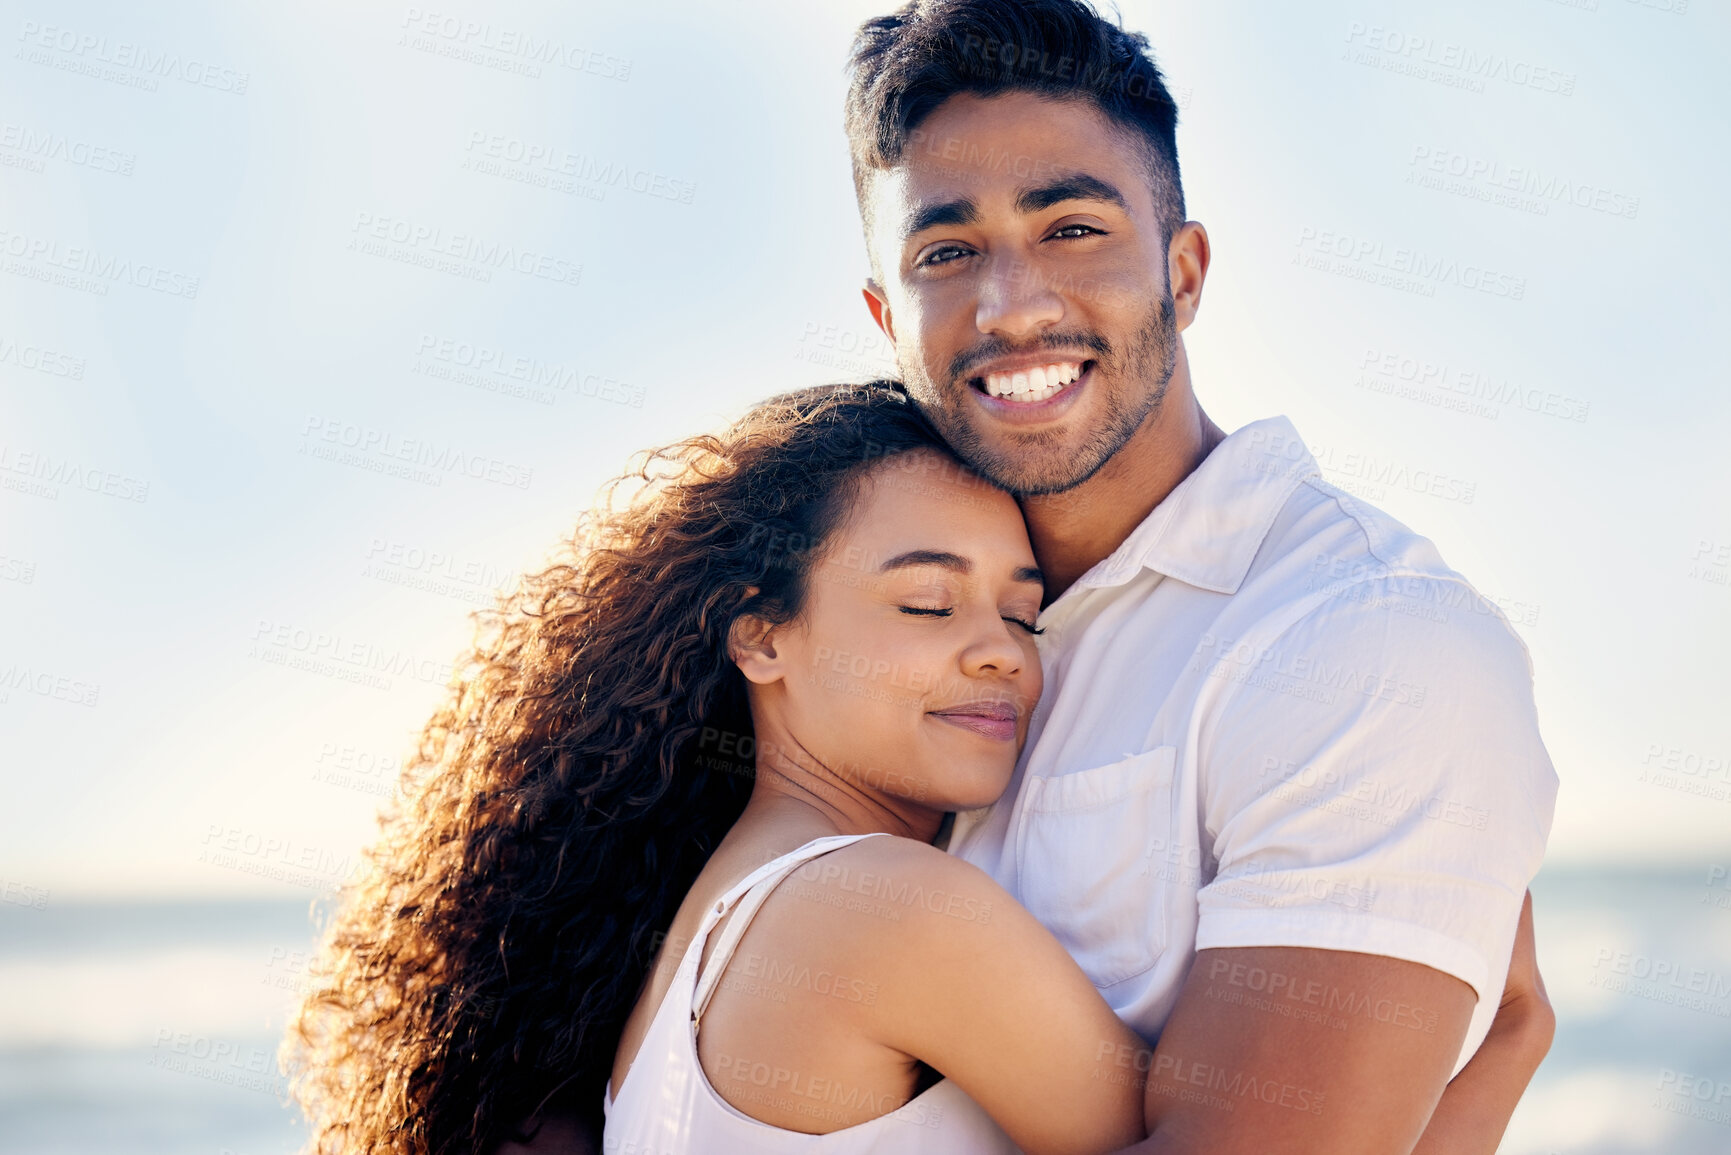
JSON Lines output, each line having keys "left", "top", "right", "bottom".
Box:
{"left": 878, "top": 550, "right": 1043, "bottom": 587}
{"left": 879, "top": 548, "right": 971, "bottom": 574}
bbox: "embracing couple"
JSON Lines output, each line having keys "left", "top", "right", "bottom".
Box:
{"left": 288, "top": 2, "right": 1558, "bottom": 1152}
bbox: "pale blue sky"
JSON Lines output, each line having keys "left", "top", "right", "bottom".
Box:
{"left": 1, "top": 0, "right": 1726, "bottom": 898}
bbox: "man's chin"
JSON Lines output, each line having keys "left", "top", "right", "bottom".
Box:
{"left": 906, "top": 374, "right": 1111, "bottom": 493}
{"left": 957, "top": 426, "right": 1107, "bottom": 496}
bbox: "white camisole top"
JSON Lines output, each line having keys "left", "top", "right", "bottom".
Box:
{"left": 602, "top": 833, "right": 1020, "bottom": 1154}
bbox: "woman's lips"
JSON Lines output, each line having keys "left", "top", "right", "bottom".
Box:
{"left": 928, "top": 704, "right": 1018, "bottom": 742}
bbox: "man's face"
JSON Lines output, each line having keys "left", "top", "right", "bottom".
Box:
{"left": 863, "top": 91, "right": 1181, "bottom": 496}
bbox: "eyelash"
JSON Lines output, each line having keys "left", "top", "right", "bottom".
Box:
{"left": 900, "top": 605, "right": 1045, "bottom": 635}
{"left": 916, "top": 224, "right": 1105, "bottom": 268}
{"left": 920, "top": 245, "right": 971, "bottom": 268}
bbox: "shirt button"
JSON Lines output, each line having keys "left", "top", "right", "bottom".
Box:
{"left": 715, "top": 901, "right": 725, "bottom": 913}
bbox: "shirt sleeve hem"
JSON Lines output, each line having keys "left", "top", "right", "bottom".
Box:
{"left": 1194, "top": 908, "right": 1494, "bottom": 1005}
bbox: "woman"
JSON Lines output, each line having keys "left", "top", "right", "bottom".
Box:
{"left": 286, "top": 383, "right": 1550, "bottom": 1153}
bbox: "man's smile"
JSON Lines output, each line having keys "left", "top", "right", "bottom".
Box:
{"left": 962, "top": 357, "right": 1097, "bottom": 424}
{"left": 971, "top": 356, "right": 1092, "bottom": 403}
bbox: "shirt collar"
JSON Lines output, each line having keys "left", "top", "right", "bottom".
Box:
{"left": 1061, "top": 415, "right": 1319, "bottom": 598}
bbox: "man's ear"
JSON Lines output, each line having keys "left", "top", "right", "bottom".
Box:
{"left": 1168, "top": 220, "right": 1211, "bottom": 333}
{"left": 729, "top": 612, "right": 786, "bottom": 686}
{"left": 862, "top": 279, "right": 896, "bottom": 345}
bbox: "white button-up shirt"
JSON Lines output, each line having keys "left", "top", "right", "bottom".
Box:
{"left": 949, "top": 416, "right": 1559, "bottom": 1074}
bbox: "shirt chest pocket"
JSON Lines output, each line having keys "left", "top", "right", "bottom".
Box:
{"left": 1014, "top": 746, "right": 1177, "bottom": 989}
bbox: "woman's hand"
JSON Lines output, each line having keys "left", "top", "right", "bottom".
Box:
{"left": 1495, "top": 890, "right": 1556, "bottom": 1053}
{"left": 1409, "top": 890, "right": 1554, "bottom": 1155}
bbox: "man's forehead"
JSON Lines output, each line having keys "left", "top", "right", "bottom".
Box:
{"left": 865, "top": 93, "right": 1148, "bottom": 236}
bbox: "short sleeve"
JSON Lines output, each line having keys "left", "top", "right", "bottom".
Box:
{"left": 1191, "top": 575, "right": 1558, "bottom": 1075}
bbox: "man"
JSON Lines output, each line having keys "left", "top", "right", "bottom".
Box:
{"left": 843, "top": 0, "right": 1557, "bottom": 1150}
{"left": 506, "top": 2, "right": 1556, "bottom": 1151}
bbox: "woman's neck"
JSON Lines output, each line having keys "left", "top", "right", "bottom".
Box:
{"left": 736, "top": 760, "right": 945, "bottom": 846}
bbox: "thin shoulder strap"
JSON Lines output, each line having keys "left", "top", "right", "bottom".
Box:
{"left": 691, "top": 832, "right": 887, "bottom": 1026}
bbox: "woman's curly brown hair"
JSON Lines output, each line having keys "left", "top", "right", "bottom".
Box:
{"left": 283, "top": 382, "right": 952, "bottom": 1153}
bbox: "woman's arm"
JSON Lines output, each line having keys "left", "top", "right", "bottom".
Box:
{"left": 490, "top": 887, "right": 1550, "bottom": 1155}
{"left": 868, "top": 846, "right": 1553, "bottom": 1155}
{"left": 800, "top": 836, "right": 1152, "bottom": 1155}
{"left": 1409, "top": 891, "right": 1554, "bottom": 1155}
{"left": 485, "top": 838, "right": 1153, "bottom": 1155}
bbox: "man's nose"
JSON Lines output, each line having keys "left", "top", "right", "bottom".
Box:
{"left": 974, "top": 251, "right": 1064, "bottom": 340}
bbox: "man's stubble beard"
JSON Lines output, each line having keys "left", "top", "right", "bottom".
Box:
{"left": 899, "top": 290, "right": 1178, "bottom": 497}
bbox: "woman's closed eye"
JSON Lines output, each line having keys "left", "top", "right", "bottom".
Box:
{"left": 900, "top": 605, "right": 1044, "bottom": 635}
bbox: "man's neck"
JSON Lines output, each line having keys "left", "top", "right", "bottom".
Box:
{"left": 1021, "top": 359, "right": 1225, "bottom": 603}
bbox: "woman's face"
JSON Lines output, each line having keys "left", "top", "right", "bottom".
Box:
{"left": 739, "top": 449, "right": 1044, "bottom": 816}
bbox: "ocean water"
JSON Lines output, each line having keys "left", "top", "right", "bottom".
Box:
{"left": 1, "top": 868, "right": 1727, "bottom": 1154}
{"left": 0, "top": 899, "right": 318, "bottom": 1155}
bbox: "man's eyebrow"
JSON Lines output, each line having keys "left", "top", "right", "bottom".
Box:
{"left": 1015, "top": 173, "right": 1128, "bottom": 215}
{"left": 878, "top": 550, "right": 1045, "bottom": 588}
{"left": 903, "top": 176, "right": 1126, "bottom": 237}
{"left": 905, "top": 197, "right": 979, "bottom": 235}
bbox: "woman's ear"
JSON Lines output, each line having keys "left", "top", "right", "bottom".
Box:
{"left": 728, "top": 613, "right": 785, "bottom": 685}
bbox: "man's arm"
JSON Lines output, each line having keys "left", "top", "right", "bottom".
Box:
{"left": 1126, "top": 892, "right": 1552, "bottom": 1155}
{"left": 1132, "top": 575, "right": 1559, "bottom": 1152}
{"left": 1130, "top": 945, "right": 1472, "bottom": 1153}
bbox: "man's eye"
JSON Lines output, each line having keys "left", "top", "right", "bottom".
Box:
{"left": 919, "top": 245, "right": 972, "bottom": 267}
{"left": 1051, "top": 224, "right": 1102, "bottom": 239}
{"left": 1004, "top": 616, "right": 1045, "bottom": 635}
{"left": 900, "top": 605, "right": 953, "bottom": 618}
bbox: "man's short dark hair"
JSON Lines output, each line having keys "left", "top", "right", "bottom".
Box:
{"left": 845, "top": 0, "right": 1185, "bottom": 248}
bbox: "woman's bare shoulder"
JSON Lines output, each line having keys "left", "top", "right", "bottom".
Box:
{"left": 758, "top": 834, "right": 1017, "bottom": 960}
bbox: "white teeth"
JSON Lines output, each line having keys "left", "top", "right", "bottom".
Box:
{"left": 980, "top": 361, "right": 1084, "bottom": 400}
